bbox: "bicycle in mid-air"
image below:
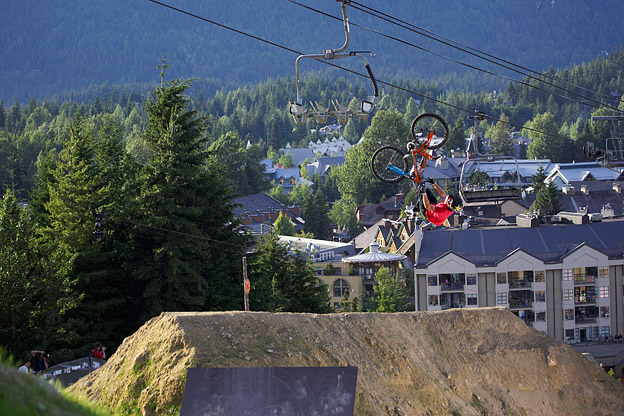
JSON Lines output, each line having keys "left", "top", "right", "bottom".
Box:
{"left": 371, "top": 112, "right": 449, "bottom": 191}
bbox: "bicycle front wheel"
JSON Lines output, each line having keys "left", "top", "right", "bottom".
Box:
{"left": 371, "top": 145, "right": 408, "bottom": 183}
{"left": 411, "top": 113, "right": 449, "bottom": 150}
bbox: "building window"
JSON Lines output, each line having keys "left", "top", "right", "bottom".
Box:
{"left": 563, "top": 269, "right": 573, "bottom": 281}
{"left": 599, "top": 267, "right": 608, "bottom": 278}
{"left": 466, "top": 275, "right": 477, "bottom": 285}
{"left": 564, "top": 309, "right": 574, "bottom": 321}
{"left": 600, "top": 306, "right": 609, "bottom": 318}
{"left": 333, "top": 279, "right": 350, "bottom": 298}
{"left": 427, "top": 275, "right": 438, "bottom": 287}
{"left": 428, "top": 295, "right": 439, "bottom": 306}
{"left": 535, "top": 312, "right": 546, "bottom": 322}
{"left": 534, "top": 271, "right": 545, "bottom": 282}
{"left": 333, "top": 302, "right": 341, "bottom": 310}
{"left": 563, "top": 289, "right": 573, "bottom": 301}
{"left": 565, "top": 329, "right": 575, "bottom": 340}
{"left": 509, "top": 270, "right": 533, "bottom": 289}
{"left": 600, "top": 286, "right": 609, "bottom": 298}
{"left": 496, "top": 293, "right": 507, "bottom": 305}
{"left": 466, "top": 294, "right": 477, "bottom": 305}
{"left": 497, "top": 272, "right": 507, "bottom": 284}
{"left": 535, "top": 291, "right": 545, "bottom": 302}
{"left": 439, "top": 273, "right": 465, "bottom": 290}
{"left": 601, "top": 326, "right": 611, "bottom": 338}
{"left": 574, "top": 266, "right": 597, "bottom": 283}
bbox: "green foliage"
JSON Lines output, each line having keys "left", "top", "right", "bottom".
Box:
{"left": 489, "top": 113, "right": 513, "bottom": 156}
{"left": 208, "top": 131, "right": 270, "bottom": 196}
{"left": 274, "top": 211, "right": 295, "bottom": 236}
{"left": 276, "top": 152, "right": 294, "bottom": 168}
{"left": 469, "top": 169, "right": 489, "bottom": 186}
{"left": 370, "top": 267, "right": 411, "bottom": 313}
{"left": 247, "top": 232, "right": 332, "bottom": 313}
{"left": 322, "top": 263, "right": 336, "bottom": 276}
{"left": 126, "top": 79, "right": 250, "bottom": 322}
{"left": 531, "top": 180, "right": 562, "bottom": 216}
{"left": 525, "top": 112, "right": 568, "bottom": 161}
{"left": 303, "top": 189, "right": 331, "bottom": 240}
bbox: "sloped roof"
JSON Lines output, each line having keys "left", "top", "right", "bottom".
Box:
{"left": 342, "top": 242, "right": 407, "bottom": 263}
{"left": 279, "top": 148, "right": 316, "bottom": 167}
{"left": 415, "top": 219, "right": 624, "bottom": 268}
{"left": 232, "top": 192, "right": 286, "bottom": 217}
{"left": 547, "top": 162, "right": 623, "bottom": 183}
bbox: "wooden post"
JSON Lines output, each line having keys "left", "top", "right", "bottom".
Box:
{"left": 243, "top": 256, "right": 249, "bottom": 311}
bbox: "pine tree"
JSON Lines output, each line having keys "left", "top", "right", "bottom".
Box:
{"left": 532, "top": 180, "right": 562, "bottom": 215}
{"left": 303, "top": 188, "right": 331, "bottom": 240}
{"left": 128, "top": 79, "right": 249, "bottom": 322}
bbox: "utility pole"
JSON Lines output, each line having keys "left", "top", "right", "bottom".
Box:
{"left": 243, "top": 256, "right": 250, "bottom": 311}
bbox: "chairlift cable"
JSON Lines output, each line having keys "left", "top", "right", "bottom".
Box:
{"left": 286, "top": 0, "right": 609, "bottom": 116}
{"left": 143, "top": 0, "right": 568, "bottom": 142}
{"left": 348, "top": 1, "right": 624, "bottom": 115}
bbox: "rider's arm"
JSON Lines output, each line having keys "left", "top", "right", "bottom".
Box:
{"left": 432, "top": 181, "right": 447, "bottom": 200}
{"left": 423, "top": 192, "right": 433, "bottom": 212}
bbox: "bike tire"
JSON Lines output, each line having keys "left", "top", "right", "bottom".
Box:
{"left": 411, "top": 113, "right": 449, "bottom": 150}
{"left": 371, "top": 145, "right": 408, "bottom": 183}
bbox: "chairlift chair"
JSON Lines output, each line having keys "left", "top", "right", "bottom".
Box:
{"left": 586, "top": 115, "right": 624, "bottom": 168}
{"left": 310, "top": 101, "right": 329, "bottom": 124}
{"left": 289, "top": 0, "right": 378, "bottom": 126}
{"left": 331, "top": 100, "right": 351, "bottom": 124}
{"left": 459, "top": 156, "right": 526, "bottom": 204}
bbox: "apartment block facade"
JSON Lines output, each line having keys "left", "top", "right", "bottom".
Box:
{"left": 413, "top": 219, "right": 624, "bottom": 343}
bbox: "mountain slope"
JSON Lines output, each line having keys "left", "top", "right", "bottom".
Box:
{"left": 69, "top": 308, "right": 624, "bottom": 415}
{"left": 1, "top": 0, "right": 623, "bottom": 102}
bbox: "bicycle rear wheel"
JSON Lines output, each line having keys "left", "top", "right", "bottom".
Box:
{"left": 411, "top": 113, "right": 449, "bottom": 150}
{"left": 371, "top": 145, "right": 408, "bottom": 183}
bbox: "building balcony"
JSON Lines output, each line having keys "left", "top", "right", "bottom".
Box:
{"left": 574, "top": 276, "right": 596, "bottom": 285}
{"left": 574, "top": 296, "right": 597, "bottom": 304}
{"left": 441, "top": 302, "right": 463, "bottom": 310}
{"left": 509, "top": 299, "right": 533, "bottom": 309}
{"left": 575, "top": 316, "right": 597, "bottom": 324}
{"left": 440, "top": 282, "right": 465, "bottom": 291}
{"left": 509, "top": 280, "right": 532, "bottom": 290}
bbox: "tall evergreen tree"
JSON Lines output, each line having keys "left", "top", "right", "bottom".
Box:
{"left": 302, "top": 188, "right": 331, "bottom": 240}
{"left": 489, "top": 113, "right": 514, "bottom": 156}
{"left": 128, "top": 79, "right": 249, "bottom": 322}
{"left": 531, "top": 180, "right": 562, "bottom": 215}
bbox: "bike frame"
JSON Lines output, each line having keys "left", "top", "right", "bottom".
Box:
{"left": 387, "top": 130, "right": 437, "bottom": 184}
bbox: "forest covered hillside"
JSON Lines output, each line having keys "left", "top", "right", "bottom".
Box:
{"left": 1, "top": 0, "right": 623, "bottom": 102}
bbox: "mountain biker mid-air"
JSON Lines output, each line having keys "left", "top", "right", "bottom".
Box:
{"left": 419, "top": 178, "right": 463, "bottom": 227}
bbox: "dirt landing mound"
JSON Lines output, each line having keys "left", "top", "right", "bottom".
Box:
{"left": 70, "top": 308, "right": 624, "bottom": 415}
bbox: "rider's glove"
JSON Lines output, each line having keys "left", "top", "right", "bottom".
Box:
{"left": 425, "top": 177, "right": 435, "bottom": 184}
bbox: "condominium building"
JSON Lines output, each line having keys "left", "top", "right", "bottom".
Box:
{"left": 413, "top": 217, "right": 624, "bottom": 344}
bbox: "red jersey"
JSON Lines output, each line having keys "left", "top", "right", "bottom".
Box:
{"left": 92, "top": 349, "right": 104, "bottom": 359}
{"left": 425, "top": 201, "right": 454, "bottom": 226}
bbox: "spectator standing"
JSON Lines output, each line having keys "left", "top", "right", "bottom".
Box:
{"left": 92, "top": 342, "right": 107, "bottom": 359}
{"left": 30, "top": 350, "right": 49, "bottom": 373}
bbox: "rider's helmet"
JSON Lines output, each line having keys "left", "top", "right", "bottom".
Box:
{"left": 444, "top": 194, "right": 463, "bottom": 213}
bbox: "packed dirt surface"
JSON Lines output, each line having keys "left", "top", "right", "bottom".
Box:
{"left": 70, "top": 308, "right": 624, "bottom": 415}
